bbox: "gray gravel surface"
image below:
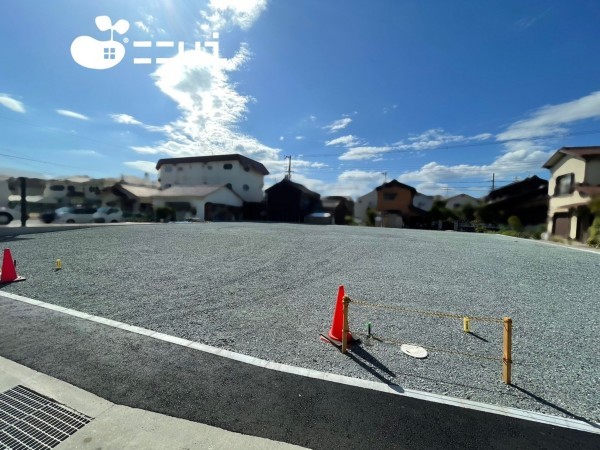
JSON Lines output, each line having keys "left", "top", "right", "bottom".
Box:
{"left": 2, "top": 223, "right": 599, "bottom": 423}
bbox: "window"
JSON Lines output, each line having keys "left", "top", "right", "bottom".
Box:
{"left": 383, "top": 193, "right": 397, "bottom": 201}
{"left": 165, "top": 183, "right": 172, "bottom": 188}
{"left": 49, "top": 185, "right": 65, "bottom": 191}
{"left": 555, "top": 173, "right": 574, "bottom": 196}
{"left": 104, "top": 47, "right": 115, "bottom": 60}
{"left": 207, "top": 165, "right": 213, "bottom": 170}
{"left": 243, "top": 184, "right": 249, "bottom": 191}
{"left": 225, "top": 183, "right": 232, "bottom": 189}
{"left": 223, "top": 163, "right": 233, "bottom": 170}
{"left": 177, "top": 167, "right": 183, "bottom": 171}
{"left": 67, "top": 185, "right": 75, "bottom": 192}
{"left": 164, "top": 166, "right": 173, "bottom": 172}
{"left": 244, "top": 166, "right": 250, "bottom": 172}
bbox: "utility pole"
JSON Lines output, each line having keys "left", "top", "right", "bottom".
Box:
{"left": 285, "top": 155, "right": 292, "bottom": 180}
{"left": 19, "top": 177, "right": 27, "bottom": 227}
{"left": 492, "top": 173, "right": 495, "bottom": 191}
{"left": 382, "top": 171, "right": 387, "bottom": 183}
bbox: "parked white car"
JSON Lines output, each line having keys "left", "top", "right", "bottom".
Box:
{"left": 54, "top": 206, "right": 97, "bottom": 224}
{"left": 93, "top": 207, "right": 123, "bottom": 223}
{"left": 0, "top": 206, "right": 26, "bottom": 225}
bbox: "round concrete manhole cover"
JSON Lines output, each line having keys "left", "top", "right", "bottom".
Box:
{"left": 401, "top": 344, "right": 428, "bottom": 359}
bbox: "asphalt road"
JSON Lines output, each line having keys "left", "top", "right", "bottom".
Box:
{"left": 0, "top": 297, "right": 598, "bottom": 450}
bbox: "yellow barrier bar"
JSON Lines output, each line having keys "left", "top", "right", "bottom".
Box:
{"left": 502, "top": 317, "right": 512, "bottom": 384}
{"left": 463, "top": 317, "right": 470, "bottom": 333}
{"left": 342, "top": 295, "right": 350, "bottom": 354}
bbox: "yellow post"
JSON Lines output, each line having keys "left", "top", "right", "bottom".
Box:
{"left": 502, "top": 317, "right": 512, "bottom": 385}
{"left": 55, "top": 259, "right": 62, "bottom": 270}
{"left": 342, "top": 295, "right": 350, "bottom": 354}
{"left": 463, "top": 317, "right": 470, "bottom": 333}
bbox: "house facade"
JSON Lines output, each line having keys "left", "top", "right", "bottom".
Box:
{"left": 543, "top": 146, "right": 600, "bottom": 241}
{"left": 376, "top": 180, "right": 422, "bottom": 228}
{"left": 265, "top": 178, "right": 320, "bottom": 222}
{"left": 445, "top": 194, "right": 480, "bottom": 210}
{"left": 320, "top": 196, "right": 354, "bottom": 225}
{"left": 354, "top": 189, "right": 377, "bottom": 224}
{"left": 155, "top": 154, "right": 268, "bottom": 203}
{"left": 152, "top": 185, "right": 243, "bottom": 221}
{"left": 479, "top": 176, "right": 549, "bottom": 226}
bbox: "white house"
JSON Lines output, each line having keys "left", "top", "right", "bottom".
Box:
{"left": 152, "top": 185, "right": 244, "bottom": 221}
{"left": 543, "top": 146, "right": 600, "bottom": 241}
{"left": 354, "top": 189, "right": 378, "bottom": 224}
{"left": 155, "top": 154, "right": 269, "bottom": 203}
{"left": 445, "top": 194, "right": 481, "bottom": 210}
{"left": 413, "top": 193, "right": 434, "bottom": 212}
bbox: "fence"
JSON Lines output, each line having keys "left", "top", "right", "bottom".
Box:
{"left": 339, "top": 295, "right": 513, "bottom": 384}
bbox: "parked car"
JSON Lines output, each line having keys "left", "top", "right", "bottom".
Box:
{"left": 54, "top": 206, "right": 97, "bottom": 224}
{"left": 93, "top": 207, "right": 123, "bottom": 223}
{"left": 40, "top": 210, "right": 57, "bottom": 224}
{"left": 0, "top": 206, "right": 27, "bottom": 225}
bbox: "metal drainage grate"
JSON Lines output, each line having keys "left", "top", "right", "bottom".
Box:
{"left": 0, "top": 385, "right": 92, "bottom": 450}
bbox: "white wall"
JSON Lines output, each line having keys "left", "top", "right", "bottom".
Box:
{"left": 354, "top": 190, "right": 377, "bottom": 223}
{"left": 158, "top": 159, "right": 265, "bottom": 202}
{"left": 152, "top": 187, "right": 243, "bottom": 220}
{"left": 413, "top": 193, "right": 434, "bottom": 212}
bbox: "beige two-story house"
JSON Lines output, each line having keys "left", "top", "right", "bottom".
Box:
{"left": 543, "top": 146, "right": 600, "bottom": 241}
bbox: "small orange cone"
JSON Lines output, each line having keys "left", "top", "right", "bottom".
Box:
{"left": 0, "top": 248, "right": 25, "bottom": 284}
{"left": 328, "top": 285, "right": 352, "bottom": 342}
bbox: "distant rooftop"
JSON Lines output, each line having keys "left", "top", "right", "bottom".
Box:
{"left": 543, "top": 146, "right": 600, "bottom": 169}
{"left": 155, "top": 154, "right": 269, "bottom": 175}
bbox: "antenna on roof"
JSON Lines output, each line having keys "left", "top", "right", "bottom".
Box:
{"left": 285, "top": 155, "right": 292, "bottom": 180}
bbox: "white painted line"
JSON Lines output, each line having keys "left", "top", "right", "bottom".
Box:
{"left": 0, "top": 291, "right": 598, "bottom": 435}
{"left": 494, "top": 233, "right": 600, "bottom": 255}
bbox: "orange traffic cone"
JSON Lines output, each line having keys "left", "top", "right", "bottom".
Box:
{"left": 0, "top": 248, "right": 25, "bottom": 284}
{"left": 328, "top": 285, "right": 352, "bottom": 342}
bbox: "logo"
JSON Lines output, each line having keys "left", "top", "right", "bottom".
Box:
{"left": 71, "top": 16, "right": 130, "bottom": 70}
{"left": 71, "top": 16, "right": 220, "bottom": 70}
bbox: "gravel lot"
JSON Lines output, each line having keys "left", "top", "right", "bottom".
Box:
{"left": 2, "top": 223, "right": 599, "bottom": 422}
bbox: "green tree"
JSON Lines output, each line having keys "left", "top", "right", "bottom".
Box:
{"left": 507, "top": 215, "right": 523, "bottom": 232}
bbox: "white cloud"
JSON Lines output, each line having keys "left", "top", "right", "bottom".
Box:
{"left": 135, "top": 21, "right": 150, "bottom": 33}
{"left": 0, "top": 94, "right": 25, "bottom": 113}
{"left": 66, "top": 150, "right": 102, "bottom": 157}
{"left": 199, "top": 0, "right": 267, "bottom": 34}
{"left": 339, "top": 146, "right": 392, "bottom": 160}
{"left": 123, "top": 160, "right": 157, "bottom": 173}
{"left": 309, "top": 115, "right": 316, "bottom": 121}
{"left": 295, "top": 136, "right": 304, "bottom": 140}
{"left": 266, "top": 169, "right": 384, "bottom": 198}
{"left": 111, "top": 113, "right": 142, "bottom": 125}
{"left": 56, "top": 109, "right": 89, "bottom": 120}
{"left": 396, "top": 128, "right": 492, "bottom": 151}
{"left": 325, "top": 134, "right": 362, "bottom": 147}
{"left": 279, "top": 136, "right": 284, "bottom": 141}
{"left": 110, "top": 113, "right": 166, "bottom": 132}
{"left": 497, "top": 91, "right": 600, "bottom": 141}
{"left": 337, "top": 129, "right": 492, "bottom": 161}
{"left": 323, "top": 117, "right": 352, "bottom": 133}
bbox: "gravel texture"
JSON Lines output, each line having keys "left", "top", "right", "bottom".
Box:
{"left": 2, "top": 223, "right": 599, "bottom": 422}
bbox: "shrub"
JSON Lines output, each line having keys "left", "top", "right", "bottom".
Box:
{"left": 587, "top": 216, "right": 600, "bottom": 248}
{"left": 507, "top": 215, "right": 523, "bottom": 232}
{"left": 155, "top": 206, "right": 175, "bottom": 222}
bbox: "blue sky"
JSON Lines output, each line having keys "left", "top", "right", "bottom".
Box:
{"left": 2, "top": 0, "right": 600, "bottom": 198}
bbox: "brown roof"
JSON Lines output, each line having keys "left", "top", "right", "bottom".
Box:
{"left": 375, "top": 179, "right": 417, "bottom": 193}
{"left": 543, "top": 146, "right": 600, "bottom": 168}
{"left": 155, "top": 154, "right": 269, "bottom": 175}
